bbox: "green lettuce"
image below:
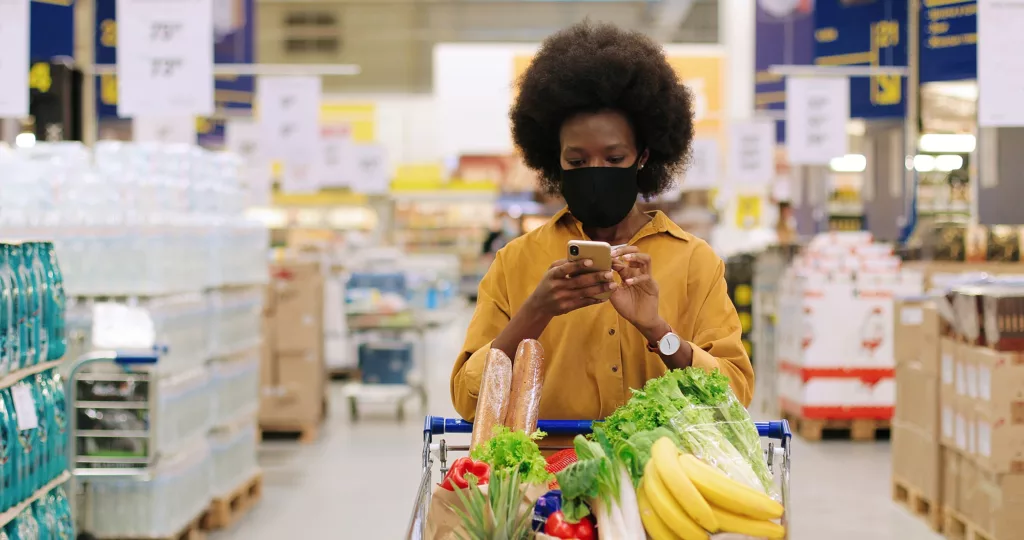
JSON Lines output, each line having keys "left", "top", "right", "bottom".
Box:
{"left": 555, "top": 436, "right": 622, "bottom": 524}
{"left": 470, "top": 426, "right": 553, "bottom": 485}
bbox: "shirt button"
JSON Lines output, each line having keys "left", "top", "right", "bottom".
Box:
{"left": 612, "top": 365, "right": 619, "bottom": 372}
{"left": 608, "top": 328, "right": 616, "bottom": 336}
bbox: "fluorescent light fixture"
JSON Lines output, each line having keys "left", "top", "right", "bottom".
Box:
{"left": 913, "top": 154, "right": 936, "bottom": 172}
{"left": 829, "top": 154, "right": 866, "bottom": 173}
{"left": 15, "top": 133, "right": 35, "bottom": 148}
{"left": 935, "top": 154, "right": 964, "bottom": 172}
{"left": 919, "top": 133, "right": 976, "bottom": 153}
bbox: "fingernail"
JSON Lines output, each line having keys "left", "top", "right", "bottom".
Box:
{"left": 626, "top": 278, "right": 634, "bottom": 285}
{"left": 584, "top": 259, "right": 593, "bottom": 267}
{"left": 608, "top": 282, "right": 618, "bottom": 290}
{"left": 604, "top": 271, "right": 613, "bottom": 279}
{"left": 624, "top": 254, "right": 632, "bottom": 261}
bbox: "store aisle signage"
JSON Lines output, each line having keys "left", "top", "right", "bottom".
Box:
{"left": 318, "top": 125, "right": 355, "bottom": 189}
{"left": 684, "top": 138, "right": 721, "bottom": 190}
{"left": 785, "top": 76, "right": 849, "bottom": 165}
{"left": 226, "top": 119, "right": 272, "bottom": 206}
{"left": 919, "top": 0, "right": 977, "bottom": 83}
{"left": 728, "top": 119, "right": 776, "bottom": 188}
{"left": 814, "top": 0, "right": 907, "bottom": 119}
{"left": 345, "top": 143, "right": 390, "bottom": 195}
{"left": 754, "top": 0, "right": 815, "bottom": 143}
{"left": 257, "top": 76, "right": 321, "bottom": 193}
{"left": 0, "top": 0, "right": 30, "bottom": 117}
{"left": 116, "top": 0, "right": 214, "bottom": 117}
{"left": 978, "top": 0, "right": 1024, "bottom": 126}
{"left": 133, "top": 117, "right": 195, "bottom": 144}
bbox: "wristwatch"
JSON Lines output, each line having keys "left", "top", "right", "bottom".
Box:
{"left": 647, "top": 330, "right": 682, "bottom": 356}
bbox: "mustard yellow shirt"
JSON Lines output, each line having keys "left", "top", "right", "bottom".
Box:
{"left": 450, "top": 209, "right": 754, "bottom": 422}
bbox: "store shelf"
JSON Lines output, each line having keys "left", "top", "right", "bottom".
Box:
{"left": 0, "top": 359, "right": 64, "bottom": 391}
{"left": 0, "top": 470, "right": 71, "bottom": 529}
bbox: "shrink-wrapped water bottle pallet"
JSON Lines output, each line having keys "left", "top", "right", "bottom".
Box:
{"left": 102, "top": 516, "right": 206, "bottom": 540}
{"left": 200, "top": 471, "right": 263, "bottom": 531}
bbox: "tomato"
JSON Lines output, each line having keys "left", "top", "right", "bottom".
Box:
{"left": 544, "top": 511, "right": 595, "bottom": 540}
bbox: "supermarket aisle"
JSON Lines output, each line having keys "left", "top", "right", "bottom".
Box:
{"left": 214, "top": 308, "right": 941, "bottom": 540}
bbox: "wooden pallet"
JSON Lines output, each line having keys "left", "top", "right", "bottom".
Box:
{"left": 100, "top": 517, "right": 205, "bottom": 540}
{"left": 202, "top": 472, "right": 264, "bottom": 530}
{"left": 260, "top": 422, "right": 320, "bottom": 444}
{"left": 891, "top": 476, "right": 942, "bottom": 532}
{"left": 328, "top": 368, "right": 360, "bottom": 381}
{"left": 782, "top": 411, "right": 891, "bottom": 441}
{"left": 944, "top": 507, "right": 994, "bottom": 540}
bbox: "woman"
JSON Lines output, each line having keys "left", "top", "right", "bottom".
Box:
{"left": 451, "top": 22, "right": 754, "bottom": 424}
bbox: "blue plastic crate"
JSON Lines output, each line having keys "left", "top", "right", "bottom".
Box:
{"left": 347, "top": 272, "right": 407, "bottom": 295}
{"left": 358, "top": 342, "right": 413, "bottom": 385}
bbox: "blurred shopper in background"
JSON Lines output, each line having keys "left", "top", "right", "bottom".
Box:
{"left": 451, "top": 21, "right": 753, "bottom": 424}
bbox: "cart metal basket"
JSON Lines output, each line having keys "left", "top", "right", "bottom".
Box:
{"left": 406, "top": 416, "right": 792, "bottom": 539}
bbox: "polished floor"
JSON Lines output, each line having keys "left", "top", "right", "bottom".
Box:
{"left": 213, "top": 313, "right": 942, "bottom": 540}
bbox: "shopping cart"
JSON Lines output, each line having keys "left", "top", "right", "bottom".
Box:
{"left": 406, "top": 415, "right": 792, "bottom": 540}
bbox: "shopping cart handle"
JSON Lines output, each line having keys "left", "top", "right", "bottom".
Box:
{"left": 425, "top": 416, "right": 793, "bottom": 441}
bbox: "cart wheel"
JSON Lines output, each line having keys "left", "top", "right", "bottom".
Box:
{"left": 349, "top": 396, "right": 359, "bottom": 422}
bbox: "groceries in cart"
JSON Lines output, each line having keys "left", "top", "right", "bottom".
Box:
{"left": 424, "top": 340, "right": 786, "bottom": 539}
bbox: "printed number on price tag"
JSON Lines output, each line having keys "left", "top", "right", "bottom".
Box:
{"left": 11, "top": 383, "right": 38, "bottom": 431}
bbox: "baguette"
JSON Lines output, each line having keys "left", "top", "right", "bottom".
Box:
{"left": 469, "top": 348, "right": 513, "bottom": 451}
{"left": 505, "top": 339, "right": 546, "bottom": 434}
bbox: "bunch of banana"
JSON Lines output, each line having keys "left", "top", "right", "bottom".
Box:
{"left": 637, "top": 438, "right": 785, "bottom": 540}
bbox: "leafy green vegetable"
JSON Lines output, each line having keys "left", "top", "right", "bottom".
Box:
{"left": 555, "top": 436, "right": 623, "bottom": 524}
{"left": 470, "top": 426, "right": 553, "bottom": 485}
{"left": 592, "top": 367, "right": 770, "bottom": 492}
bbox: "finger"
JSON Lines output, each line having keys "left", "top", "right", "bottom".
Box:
{"left": 553, "top": 258, "right": 594, "bottom": 278}
{"left": 623, "top": 274, "right": 653, "bottom": 287}
{"left": 611, "top": 245, "right": 639, "bottom": 258}
{"left": 621, "top": 252, "right": 652, "bottom": 272}
{"left": 548, "top": 259, "right": 568, "bottom": 270}
{"left": 577, "top": 281, "right": 617, "bottom": 298}
{"left": 564, "top": 271, "right": 614, "bottom": 291}
{"left": 561, "top": 296, "right": 605, "bottom": 313}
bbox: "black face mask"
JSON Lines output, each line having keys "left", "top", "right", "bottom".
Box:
{"left": 560, "top": 159, "right": 640, "bottom": 229}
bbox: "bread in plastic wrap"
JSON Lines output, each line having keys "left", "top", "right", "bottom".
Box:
{"left": 469, "top": 348, "right": 513, "bottom": 451}
{"left": 505, "top": 339, "right": 546, "bottom": 434}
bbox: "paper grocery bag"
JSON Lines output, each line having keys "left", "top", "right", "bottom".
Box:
{"left": 425, "top": 482, "right": 549, "bottom": 540}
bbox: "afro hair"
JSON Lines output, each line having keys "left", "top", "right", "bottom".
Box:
{"left": 510, "top": 21, "right": 695, "bottom": 198}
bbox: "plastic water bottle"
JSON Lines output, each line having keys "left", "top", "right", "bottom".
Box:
{"left": 37, "top": 243, "right": 65, "bottom": 362}
{"left": 0, "top": 246, "right": 12, "bottom": 377}
{"left": 7, "top": 245, "right": 33, "bottom": 370}
{"left": 0, "top": 245, "right": 26, "bottom": 371}
{"left": 23, "top": 244, "right": 48, "bottom": 365}
{"left": 0, "top": 389, "right": 13, "bottom": 510}
{"left": 51, "top": 487, "right": 73, "bottom": 539}
{"left": 47, "top": 374, "right": 66, "bottom": 478}
{"left": 7, "top": 388, "right": 32, "bottom": 502}
{"left": 32, "top": 376, "right": 51, "bottom": 485}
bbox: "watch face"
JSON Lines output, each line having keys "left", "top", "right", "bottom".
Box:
{"left": 660, "top": 333, "right": 682, "bottom": 355}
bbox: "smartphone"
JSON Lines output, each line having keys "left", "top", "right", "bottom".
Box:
{"left": 567, "top": 240, "right": 613, "bottom": 301}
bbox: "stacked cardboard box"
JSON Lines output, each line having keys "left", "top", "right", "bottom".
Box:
{"left": 259, "top": 260, "right": 327, "bottom": 434}
{"left": 776, "top": 232, "right": 922, "bottom": 434}
{"left": 891, "top": 297, "right": 943, "bottom": 529}
{"left": 939, "top": 283, "right": 1024, "bottom": 539}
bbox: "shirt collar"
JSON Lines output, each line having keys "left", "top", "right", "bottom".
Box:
{"left": 553, "top": 206, "right": 690, "bottom": 243}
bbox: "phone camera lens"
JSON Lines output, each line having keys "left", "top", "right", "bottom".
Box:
{"left": 569, "top": 245, "right": 579, "bottom": 257}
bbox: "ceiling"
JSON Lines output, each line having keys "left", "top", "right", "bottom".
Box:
{"left": 256, "top": 0, "right": 720, "bottom": 93}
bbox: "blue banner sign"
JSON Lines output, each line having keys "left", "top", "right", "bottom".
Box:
{"left": 754, "top": 0, "right": 815, "bottom": 143}
{"left": 95, "top": 0, "right": 255, "bottom": 130}
{"left": 919, "top": 0, "right": 976, "bottom": 83}
{"left": 814, "top": 0, "right": 908, "bottom": 119}
{"left": 31, "top": 0, "right": 74, "bottom": 61}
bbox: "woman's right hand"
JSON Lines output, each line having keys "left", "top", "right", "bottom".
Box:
{"left": 525, "top": 259, "right": 618, "bottom": 317}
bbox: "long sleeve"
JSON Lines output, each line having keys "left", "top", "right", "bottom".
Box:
{"left": 686, "top": 257, "right": 755, "bottom": 407}
{"left": 450, "top": 251, "right": 512, "bottom": 421}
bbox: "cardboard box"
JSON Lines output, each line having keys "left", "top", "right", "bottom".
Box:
{"left": 892, "top": 423, "right": 942, "bottom": 502}
{"left": 259, "top": 350, "right": 325, "bottom": 426}
{"left": 966, "top": 346, "right": 1024, "bottom": 473}
{"left": 941, "top": 338, "right": 958, "bottom": 398}
{"left": 270, "top": 261, "right": 324, "bottom": 354}
{"left": 894, "top": 298, "right": 941, "bottom": 372}
{"left": 895, "top": 363, "right": 939, "bottom": 435}
{"left": 971, "top": 469, "right": 1024, "bottom": 538}
{"left": 940, "top": 338, "right": 960, "bottom": 447}
{"left": 943, "top": 448, "right": 962, "bottom": 513}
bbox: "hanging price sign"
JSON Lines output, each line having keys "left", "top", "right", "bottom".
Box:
{"left": 257, "top": 76, "right": 321, "bottom": 165}
{"left": 727, "top": 119, "right": 776, "bottom": 188}
{"left": 116, "top": 0, "right": 214, "bottom": 117}
{"left": 134, "top": 116, "right": 196, "bottom": 143}
{"left": 0, "top": 0, "right": 29, "bottom": 118}
{"left": 226, "top": 119, "right": 272, "bottom": 207}
{"left": 345, "top": 143, "right": 390, "bottom": 195}
{"left": 785, "top": 76, "right": 849, "bottom": 165}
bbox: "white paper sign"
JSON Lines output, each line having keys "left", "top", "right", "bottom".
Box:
{"left": 133, "top": 117, "right": 196, "bottom": 143}
{"left": 345, "top": 143, "right": 390, "bottom": 195}
{"left": 785, "top": 76, "right": 849, "bottom": 165}
{"left": 0, "top": 0, "right": 29, "bottom": 118}
{"left": 116, "top": 0, "right": 214, "bottom": 117}
{"left": 978, "top": 0, "right": 1024, "bottom": 126}
{"left": 318, "top": 126, "right": 355, "bottom": 189}
{"left": 683, "top": 138, "right": 720, "bottom": 190}
{"left": 226, "top": 119, "right": 272, "bottom": 205}
{"left": 11, "top": 384, "right": 37, "bottom": 431}
{"left": 280, "top": 161, "right": 321, "bottom": 194}
{"left": 257, "top": 76, "right": 321, "bottom": 166}
{"left": 728, "top": 119, "right": 776, "bottom": 188}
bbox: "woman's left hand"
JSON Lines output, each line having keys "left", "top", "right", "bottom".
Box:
{"left": 610, "top": 246, "right": 661, "bottom": 334}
